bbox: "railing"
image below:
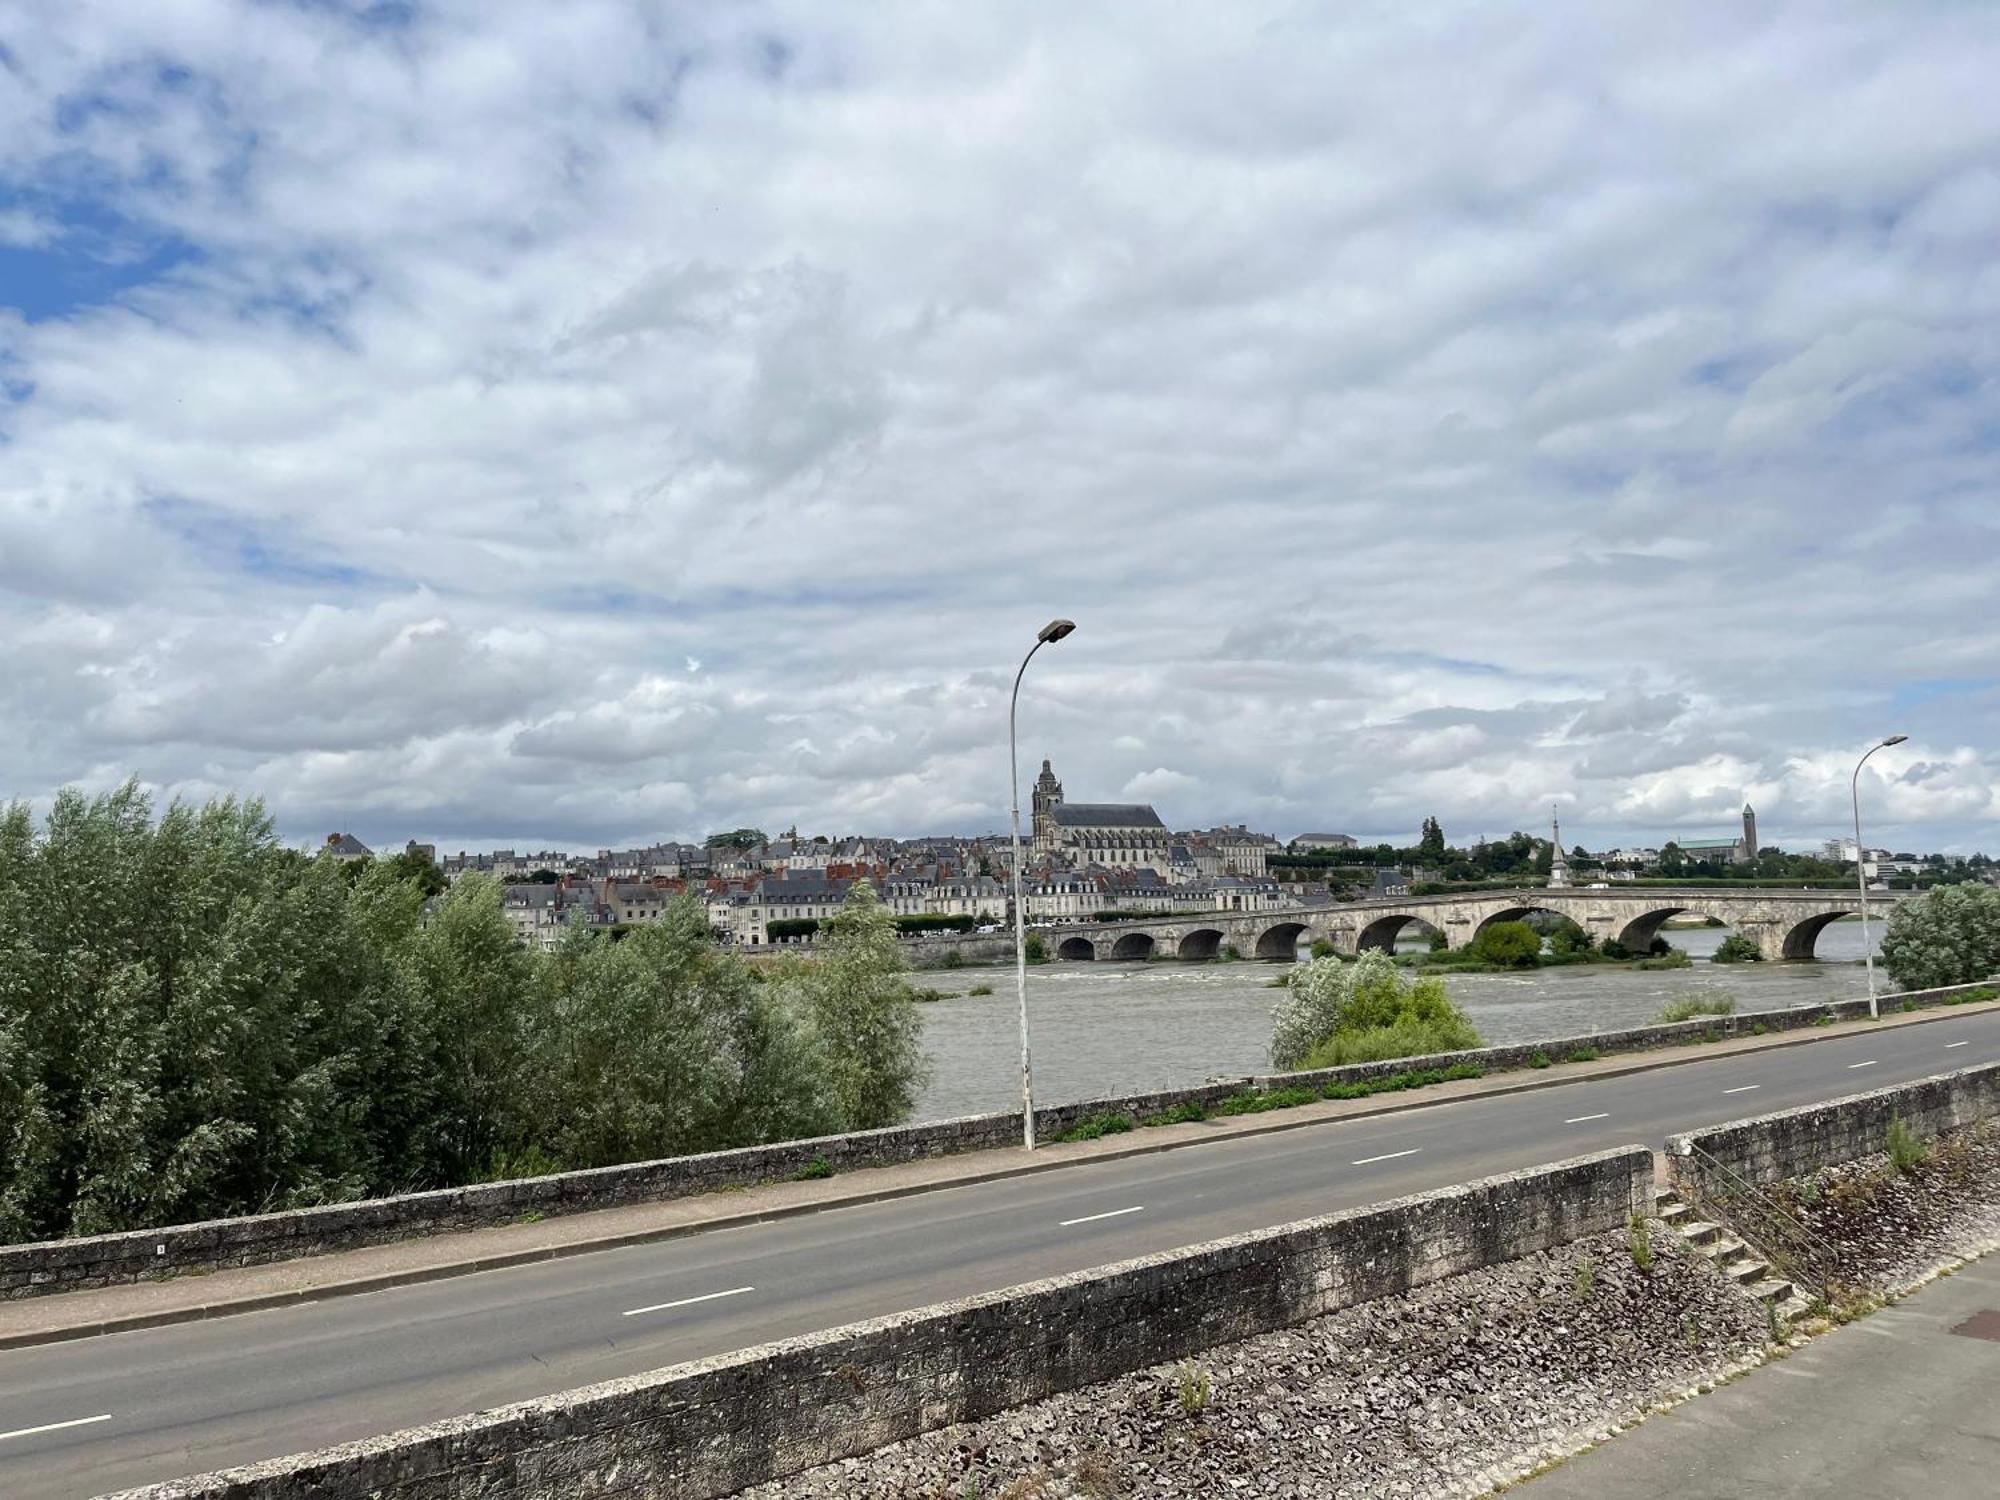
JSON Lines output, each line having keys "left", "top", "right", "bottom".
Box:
{"left": 1673, "top": 1141, "right": 1846, "bottom": 1308}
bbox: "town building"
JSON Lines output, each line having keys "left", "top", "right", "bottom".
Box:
{"left": 1029, "top": 759, "right": 1174, "bottom": 872}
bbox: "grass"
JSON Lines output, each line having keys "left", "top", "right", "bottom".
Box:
{"left": 968, "top": 982, "right": 994, "bottom": 996}
{"left": 1941, "top": 984, "right": 1998, "bottom": 1006}
{"left": 1176, "top": 1361, "right": 1211, "bottom": 1416}
{"left": 1152, "top": 1100, "right": 1210, "bottom": 1126}
{"left": 1627, "top": 1213, "right": 1653, "bottom": 1272}
{"left": 793, "top": 1156, "right": 834, "bottom": 1181}
{"left": 1528, "top": 1049, "right": 1552, "bottom": 1069}
{"left": 1564, "top": 1047, "right": 1599, "bottom": 1063}
{"left": 1635, "top": 949, "right": 1694, "bottom": 970}
{"left": 1655, "top": 995, "right": 1735, "bottom": 1024}
{"left": 1886, "top": 1117, "right": 1928, "bottom": 1174}
{"left": 1057, "top": 1112, "right": 1136, "bottom": 1143}
{"left": 1573, "top": 1256, "right": 1597, "bottom": 1299}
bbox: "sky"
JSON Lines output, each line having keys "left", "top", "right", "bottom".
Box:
{"left": 2, "top": 1, "right": 1998, "bottom": 858}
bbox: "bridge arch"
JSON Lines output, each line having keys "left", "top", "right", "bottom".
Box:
{"left": 1355, "top": 913, "right": 1441, "bottom": 952}
{"left": 1056, "top": 935, "right": 1097, "bottom": 961}
{"left": 1177, "top": 927, "right": 1225, "bottom": 961}
{"left": 1612, "top": 906, "right": 1722, "bottom": 956}
{"left": 1110, "top": 931, "right": 1156, "bottom": 961}
{"left": 1778, "top": 911, "right": 1855, "bottom": 961}
{"left": 1254, "top": 921, "right": 1309, "bottom": 961}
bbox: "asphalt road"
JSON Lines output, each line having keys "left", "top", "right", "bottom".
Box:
{"left": 2, "top": 1010, "right": 1994, "bottom": 1499}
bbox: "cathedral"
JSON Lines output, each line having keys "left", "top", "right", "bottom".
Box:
{"left": 1029, "top": 759, "right": 1174, "bottom": 871}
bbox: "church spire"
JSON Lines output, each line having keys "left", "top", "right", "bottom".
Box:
{"left": 1548, "top": 805, "right": 1573, "bottom": 888}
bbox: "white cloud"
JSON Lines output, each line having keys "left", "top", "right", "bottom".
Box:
{"left": 1, "top": 1, "right": 1998, "bottom": 856}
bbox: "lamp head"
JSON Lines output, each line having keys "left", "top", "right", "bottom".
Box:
{"left": 1882, "top": 733, "right": 1909, "bottom": 747}
{"left": 1038, "top": 618, "right": 1077, "bottom": 644}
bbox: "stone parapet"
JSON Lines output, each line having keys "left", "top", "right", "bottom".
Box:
{"left": 101, "top": 1147, "right": 1651, "bottom": 1500}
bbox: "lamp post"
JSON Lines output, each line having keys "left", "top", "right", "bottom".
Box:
{"left": 1852, "top": 733, "right": 1908, "bottom": 1018}
{"left": 1009, "top": 618, "right": 1075, "bottom": 1150}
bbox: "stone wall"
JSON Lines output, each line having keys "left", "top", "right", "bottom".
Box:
{"left": 1256, "top": 978, "right": 1997, "bottom": 1095}
{"left": 103, "top": 1148, "right": 1651, "bottom": 1500}
{"left": 0, "top": 1081, "right": 1252, "bottom": 1300}
{"left": 1667, "top": 1059, "right": 2000, "bottom": 1192}
{"left": 3, "top": 978, "right": 1989, "bottom": 1302}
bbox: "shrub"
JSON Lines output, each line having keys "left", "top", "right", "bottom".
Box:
{"left": 968, "top": 982, "right": 994, "bottom": 996}
{"left": 1470, "top": 920, "right": 1543, "bottom": 967}
{"left": 1177, "top": 1361, "right": 1211, "bottom": 1416}
{"left": 794, "top": 1156, "right": 834, "bottom": 1181}
{"left": 1528, "top": 1050, "right": 1552, "bottom": 1069}
{"left": 1711, "top": 933, "right": 1763, "bottom": 964}
{"left": 1886, "top": 1117, "right": 1928, "bottom": 1174}
{"left": 1024, "top": 933, "right": 1048, "bottom": 965}
{"left": 1309, "top": 938, "right": 1335, "bottom": 960}
{"left": 937, "top": 948, "right": 967, "bottom": 970}
{"left": 1628, "top": 1214, "right": 1653, "bottom": 1272}
{"left": 1549, "top": 921, "right": 1595, "bottom": 956}
{"left": 1656, "top": 995, "right": 1735, "bottom": 1024}
{"left": 1153, "top": 1101, "right": 1210, "bottom": 1126}
{"left": 1426, "top": 929, "right": 1449, "bottom": 953}
{"left": 1565, "top": 1047, "right": 1599, "bottom": 1063}
{"left": 1636, "top": 949, "right": 1693, "bottom": 970}
{"left": 1600, "top": 938, "right": 1632, "bottom": 960}
{"left": 1059, "top": 1112, "right": 1136, "bottom": 1143}
{"left": 1273, "top": 951, "right": 1483, "bottom": 1071}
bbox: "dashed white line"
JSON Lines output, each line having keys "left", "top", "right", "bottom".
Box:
{"left": 1946, "top": 1041, "right": 1970, "bottom": 1049}
{"left": 1564, "top": 1113, "right": 1610, "bottom": 1124}
{"left": 1847, "top": 1060, "right": 1878, "bottom": 1070}
{"left": 622, "top": 1286, "right": 755, "bottom": 1318}
{"left": 1059, "top": 1205, "right": 1145, "bottom": 1228}
{"left": 1723, "top": 1085, "right": 1761, "bottom": 1095}
{"left": 1352, "top": 1148, "right": 1422, "bottom": 1166}
{"left": 0, "top": 1414, "right": 112, "bottom": 1445}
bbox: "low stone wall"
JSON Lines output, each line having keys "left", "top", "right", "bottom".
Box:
{"left": 0, "top": 1081, "right": 1252, "bottom": 1300}
{"left": 1254, "top": 977, "right": 1998, "bottom": 1095}
{"left": 4, "top": 976, "right": 1989, "bottom": 1302}
{"left": 1666, "top": 1059, "right": 2000, "bottom": 1192}
{"left": 104, "top": 1147, "right": 1651, "bottom": 1500}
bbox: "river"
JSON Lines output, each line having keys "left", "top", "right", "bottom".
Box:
{"left": 910, "top": 921, "right": 1884, "bottom": 1122}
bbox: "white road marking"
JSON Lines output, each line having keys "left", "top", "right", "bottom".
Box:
{"left": 1946, "top": 1041, "right": 1970, "bottom": 1049}
{"left": 1723, "top": 1085, "right": 1761, "bottom": 1095}
{"left": 1352, "top": 1148, "right": 1422, "bottom": 1165}
{"left": 1564, "top": 1113, "right": 1610, "bottom": 1124}
{"left": 1847, "top": 1060, "right": 1878, "bottom": 1070}
{"left": 0, "top": 1414, "right": 112, "bottom": 1445}
{"left": 622, "top": 1286, "right": 755, "bottom": 1318}
{"left": 1059, "top": 1205, "right": 1145, "bottom": 1227}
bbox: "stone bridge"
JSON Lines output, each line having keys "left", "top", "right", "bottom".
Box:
{"left": 1038, "top": 886, "right": 1902, "bottom": 964}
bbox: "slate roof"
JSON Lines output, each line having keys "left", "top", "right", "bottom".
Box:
{"left": 1049, "top": 803, "right": 1166, "bottom": 830}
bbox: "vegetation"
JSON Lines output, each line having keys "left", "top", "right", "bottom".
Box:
{"left": 1655, "top": 994, "right": 1735, "bottom": 1024}
{"left": 1627, "top": 1214, "right": 1653, "bottom": 1272}
{"left": 1057, "top": 1112, "right": 1137, "bottom": 1142}
{"left": 1024, "top": 933, "right": 1049, "bottom": 965}
{"left": 1635, "top": 948, "right": 1693, "bottom": 970}
{"left": 1885, "top": 1118, "right": 1928, "bottom": 1174}
{"left": 1711, "top": 933, "right": 1763, "bottom": 963}
{"left": 1269, "top": 951, "right": 1483, "bottom": 1071}
{"left": 704, "top": 828, "right": 768, "bottom": 850}
{"left": 0, "top": 786, "right": 929, "bottom": 1242}
{"left": 1469, "top": 920, "right": 1542, "bottom": 967}
{"left": 794, "top": 1156, "right": 834, "bottom": 1181}
{"left": 1879, "top": 885, "right": 2000, "bottom": 990}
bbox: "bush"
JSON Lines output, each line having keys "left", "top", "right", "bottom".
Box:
{"left": 1600, "top": 938, "right": 1632, "bottom": 960}
{"left": 1058, "top": 1112, "right": 1136, "bottom": 1142}
{"left": 1711, "top": 933, "right": 1763, "bottom": 964}
{"left": 1271, "top": 951, "right": 1483, "bottom": 1071}
{"left": 1528, "top": 1050, "right": 1552, "bottom": 1069}
{"left": 1024, "top": 933, "right": 1049, "bottom": 965}
{"left": 794, "top": 1156, "right": 834, "bottom": 1181}
{"left": 1880, "top": 885, "right": 2000, "bottom": 990}
{"left": 1309, "top": 938, "right": 1335, "bottom": 960}
{"left": 1153, "top": 1101, "right": 1210, "bottom": 1126}
{"left": 1656, "top": 995, "right": 1735, "bottom": 1024}
{"left": 968, "top": 982, "right": 994, "bottom": 996}
{"left": 1426, "top": 929, "right": 1449, "bottom": 953}
{"left": 1886, "top": 1117, "right": 1928, "bottom": 1173}
{"left": 1549, "top": 921, "right": 1595, "bottom": 956}
{"left": 1565, "top": 1047, "right": 1600, "bottom": 1063}
{"left": 1470, "top": 920, "right": 1543, "bottom": 967}
{"left": 1636, "top": 949, "right": 1693, "bottom": 970}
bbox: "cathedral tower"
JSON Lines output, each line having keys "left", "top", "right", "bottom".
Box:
{"left": 1740, "top": 804, "right": 1758, "bottom": 863}
{"left": 1031, "top": 758, "right": 1064, "bottom": 852}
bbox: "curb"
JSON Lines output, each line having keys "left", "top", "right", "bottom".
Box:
{"left": 4, "top": 998, "right": 1995, "bottom": 1352}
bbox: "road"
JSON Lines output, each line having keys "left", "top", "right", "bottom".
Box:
{"left": 1, "top": 1010, "right": 1993, "bottom": 1499}
{"left": 1526, "top": 1253, "right": 2000, "bottom": 1499}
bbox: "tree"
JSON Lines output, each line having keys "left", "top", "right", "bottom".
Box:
{"left": 1658, "top": 842, "right": 1686, "bottom": 876}
{"left": 1471, "top": 920, "right": 1543, "bottom": 967}
{"left": 705, "top": 828, "right": 768, "bottom": 850}
{"left": 1549, "top": 920, "right": 1594, "bottom": 956}
{"left": 1418, "top": 816, "right": 1446, "bottom": 862}
{"left": 792, "top": 882, "right": 929, "bottom": 1131}
{"left": 1269, "top": 950, "right": 1481, "bottom": 1071}
{"left": 385, "top": 846, "right": 449, "bottom": 897}
{"left": 1711, "top": 933, "right": 1763, "bottom": 964}
{"left": 1879, "top": 885, "right": 2000, "bottom": 990}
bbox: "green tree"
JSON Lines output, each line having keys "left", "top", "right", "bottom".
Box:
{"left": 1270, "top": 950, "right": 1481, "bottom": 1071}
{"left": 1879, "top": 885, "right": 2000, "bottom": 990}
{"left": 384, "top": 846, "right": 449, "bottom": 897}
{"left": 1658, "top": 842, "right": 1686, "bottom": 876}
{"left": 1711, "top": 933, "right": 1763, "bottom": 964}
{"left": 1418, "top": 816, "right": 1446, "bottom": 861}
{"left": 792, "top": 882, "right": 929, "bottom": 1130}
{"left": 1548, "top": 920, "right": 1594, "bottom": 956}
{"left": 705, "top": 828, "right": 768, "bottom": 851}
{"left": 1471, "top": 920, "right": 1543, "bottom": 967}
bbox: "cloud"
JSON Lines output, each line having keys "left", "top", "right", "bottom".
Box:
{"left": 2, "top": 2, "right": 1999, "bottom": 857}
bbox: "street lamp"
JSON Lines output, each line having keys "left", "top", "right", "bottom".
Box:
{"left": 1852, "top": 733, "right": 1908, "bottom": 1017}
{"left": 1009, "top": 618, "right": 1075, "bottom": 1150}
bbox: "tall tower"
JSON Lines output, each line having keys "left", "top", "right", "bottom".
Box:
{"left": 1547, "top": 807, "right": 1573, "bottom": 889}
{"left": 1031, "top": 758, "right": 1064, "bottom": 853}
{"left": 1740, "top": 804, "right": 1758, "bottom": 864}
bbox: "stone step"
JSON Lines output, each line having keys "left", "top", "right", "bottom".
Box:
{"left": 1703, "top": 1235, "right": 1747, "bottom": 1260}
{"left": 1748, "top": 1277, "right": 1795, "bottom": 1305}
{"left": 1679, "top": 1220, "right": 1723, "bottom": 1246}
{"left": 1725, "top": 1258, "right": 1771, "bottom": 1286}
{"left": 1657, "top": 1201, "right": 1690, "bottom": 1224}
{"left": 1777, "top": 1294, "right": 1815, "bottom": 1324}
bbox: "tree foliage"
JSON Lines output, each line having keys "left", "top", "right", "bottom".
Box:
{"left": 1880, "top": 885, "right": 2000, "bottom": 990}
{"left": 1470, "top": 920, "right": 1543, "bottom": 967}
{"left": 1270, "top": 950, "right": 1483, "bottom": 1071}
{"left": 0, "top": 789, "right": 928, "bottom": 1242}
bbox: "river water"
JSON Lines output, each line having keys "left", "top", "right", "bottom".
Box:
{"left": 911, "top": 922, "right": 1884, "bottom": 1122}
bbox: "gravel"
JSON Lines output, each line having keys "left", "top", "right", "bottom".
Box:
{"left": 734, "top": 1227, "right": 1768, "bottom": 1500}
{"left": 1770, "top": 1118, "right": 2000, "bottom": 1295}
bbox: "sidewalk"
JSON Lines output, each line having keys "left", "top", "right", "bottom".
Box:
{"left": 1526, "top": 1254, "right": 2000, "bottom": 1499}
{"left": 3, "top": 997, "right": 1994, "bottom": 1351}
